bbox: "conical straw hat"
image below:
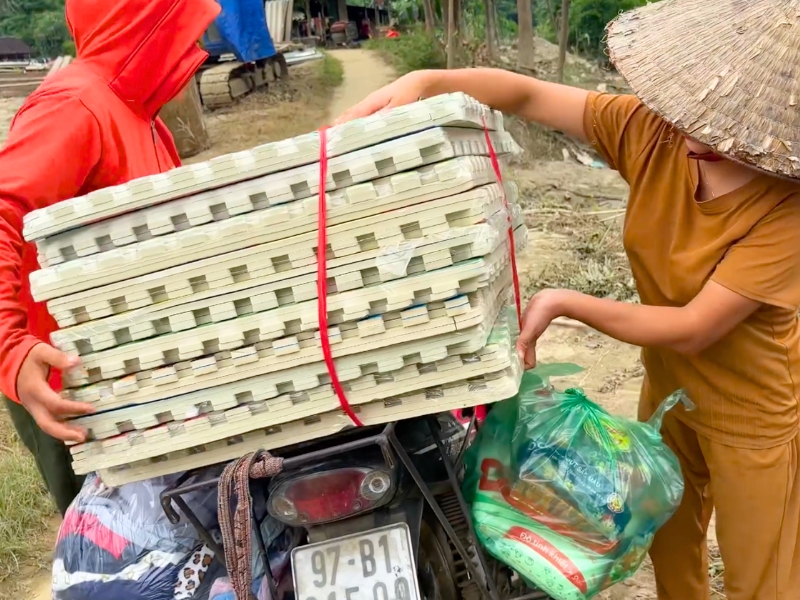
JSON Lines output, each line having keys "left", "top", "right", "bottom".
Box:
{"left": 606, "top": 0, "right": 800, "bottom": 179}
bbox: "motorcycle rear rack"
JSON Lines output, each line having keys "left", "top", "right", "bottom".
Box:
{"left": 159, "top": 416, "right": 548, "bottom": 600}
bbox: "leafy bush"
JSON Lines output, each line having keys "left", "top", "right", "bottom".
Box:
{"left": 569, "top": 0, "right": 649, "bottom": 57}
{"left": 534, "top": 0, "right": 651, "bottom": 59}
{"left": 0, "top": 0, "right": 72, "bottom": 57}
{"left": 0, "top": 416, "right": 55, "bottom": 587}
{"left": 365, "top": 27, "right": 444, "bottom": 74}
{"left": 319, "top": 50, "right": 344, "bottom": 87}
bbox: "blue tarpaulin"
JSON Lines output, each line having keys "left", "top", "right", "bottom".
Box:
{"left": 214, "top": 0, "right": 277, "bottom": 62}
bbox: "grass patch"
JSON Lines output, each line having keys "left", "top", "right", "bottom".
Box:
{"left": 506, "top": 118, "right": 569, "bottom": 164}
{"left": 365, "top": 28, "right": 444, "bottom": 74}
{"left": 525, "top": 194, "right": 637, "bottom": 301}
{"left": 319, "top": 51, "right": 344, "bottom": 87}
{"left": 0, "top": 412, "right": 55, "bottom": 589}
{"left": 708, "top": 545, "right": 726, "bottom": 598}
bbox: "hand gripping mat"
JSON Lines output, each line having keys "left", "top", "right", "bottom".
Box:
{"left": 35, "top": 152, "right": 507, "bottom": 269}
{"left": 30, "top": 162, "right": 517, "bottom": 303}
{"left": 61, "top": 250, "right": 513, "bottom": 388}
{"left": 23, "top": 93, "right": 510, "bottom": 242}
{"left": 74, "top": 310, "right": 522, "bottom": 479}
{"left": 44, "top": 196, "right": 525, "bottom": 330}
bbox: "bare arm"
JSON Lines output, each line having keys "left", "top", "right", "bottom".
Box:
{"left": 0, "top": 96, "right": 101, "bottom": 439}
{"left": 517, "top": 282, "right": 761, "bottom": 367}
{"left": 336, "top": 68, "right": 590, "bottom": 141}
{"left": 419, "top": 69, "right": 590, "bottom": 141}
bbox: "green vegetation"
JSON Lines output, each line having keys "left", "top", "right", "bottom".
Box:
{"left": 320, "top": 50, "right": 345, "bottom": 86}
{"left": 0, "top": 0, "right": 73, "bottom": 57}
{"left": 534, "top": 0, "right": 649, "bottom": 58}
{"left": 365, "top": 27, "right": 445, "bottom": 74}
{"left": 1, "top": 0, "right": 654, "bottom": 62}
{"left": 387, "top": 0, "right": 654, "bottom": 62}
{"left": 0, "top": 413, "right": 55, "bottom": 588}
{"left": 390, "top": 0, "right": 519, "bottom": 40}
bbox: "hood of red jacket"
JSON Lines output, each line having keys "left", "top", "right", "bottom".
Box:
{"left": 65, "top": 0, "right": 221, "bottom": 118}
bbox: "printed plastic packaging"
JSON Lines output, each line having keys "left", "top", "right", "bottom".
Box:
{"left": 463, "top": 368, "right": 691, "bottom": 600}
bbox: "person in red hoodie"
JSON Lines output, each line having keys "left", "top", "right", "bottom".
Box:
{"left": 0, "top": 0, "right": 220, "bottom": 514}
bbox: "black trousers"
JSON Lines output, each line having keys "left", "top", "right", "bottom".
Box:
{"left": 4, "top": 396, "right": 84, "bottom": 515}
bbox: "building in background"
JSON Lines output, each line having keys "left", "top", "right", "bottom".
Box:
{"left": 0, "top": 37, "right": 34, "bottom": 62}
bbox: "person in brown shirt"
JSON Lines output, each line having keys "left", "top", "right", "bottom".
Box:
{"left": 338, "top": 1, "right": 800, "bottom": 598}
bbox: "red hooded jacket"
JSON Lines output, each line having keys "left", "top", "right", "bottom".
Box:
{"left": 0, "top": 0, "right": 221, "bottom": 402}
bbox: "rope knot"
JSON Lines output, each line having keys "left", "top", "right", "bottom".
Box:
{"left": 218, "top": 450, "right": 285, "bottom": 600}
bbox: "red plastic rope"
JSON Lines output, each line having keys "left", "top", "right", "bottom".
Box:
{"left": 316, "top": 127, "right": 364, "bottom": 427}
{"left": 481, "top": 116, "right": 522, "bottom": 329}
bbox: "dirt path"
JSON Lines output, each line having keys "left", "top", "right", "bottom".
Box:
{"left": 26, "top": 574, "right": 51, "bottom": 600}
{"left": 0, "top": 97, "right": 23, "bottom": 144}
{"left": 325, "top": 49, "right": 395, "bottom": 122}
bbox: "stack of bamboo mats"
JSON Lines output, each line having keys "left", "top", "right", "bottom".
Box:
{"left": 22, "top": 93, "right": 527, "bottom": 486}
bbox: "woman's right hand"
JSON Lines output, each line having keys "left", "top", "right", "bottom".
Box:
{"left": 334, "top": 70, "right": 435, "bottom": 124}
{"left": 17, "top": 342, "right": 95, "bottom": 442}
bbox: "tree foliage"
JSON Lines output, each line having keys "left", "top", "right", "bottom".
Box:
{"left": 534, "top": 0, "right": 649, "bottom": 58}
{"left": 0, "top": 0, "right": 653, "bottom": 61}
{"left": 0, "top": 0, "right": 72, "bottom": 58}
{"left": 365, "top": 25, "right": 445, "bottom": 73}
{"left": 570, "top": 0, "right": 647, "bottom": 55}
{"left": 392, "top": 0, "right": 518, "bottom": 40}
{"left": 390, "top": 0, "right": 652, "bottom": 60}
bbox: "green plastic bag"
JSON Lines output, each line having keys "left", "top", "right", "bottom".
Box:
{"left": 463, "top": 369, "right": 692, "bottom": 600}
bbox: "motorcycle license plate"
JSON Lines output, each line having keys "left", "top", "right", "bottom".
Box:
{"left": 292, "top": 524, "right": 420, "bottom": 600}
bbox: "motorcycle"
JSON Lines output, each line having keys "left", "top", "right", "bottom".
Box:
{"left": 160, "top": 410, "right": 552, "bottom": 600}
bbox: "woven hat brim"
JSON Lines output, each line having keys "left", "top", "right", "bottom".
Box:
{"left": 606, "top": 0, "right": 800, "bottom": 179}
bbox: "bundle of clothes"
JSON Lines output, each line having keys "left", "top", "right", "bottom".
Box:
{"left": 52, "top": 473, "right": 303, "bottom": 600}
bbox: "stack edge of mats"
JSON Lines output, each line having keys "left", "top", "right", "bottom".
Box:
{"left": 23, "top": 93, "right": 528, "bottom": 485}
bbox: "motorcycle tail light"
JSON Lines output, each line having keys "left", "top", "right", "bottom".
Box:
{"left": 268, "top": 467, "right": 395, "bottom": 526}
{"left": 453, "top": 407, "right": 487, "bottom": 426}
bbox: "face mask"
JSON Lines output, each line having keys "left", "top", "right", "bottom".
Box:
{"left": 687, "top": 150, "right": 725, "bottom": 162}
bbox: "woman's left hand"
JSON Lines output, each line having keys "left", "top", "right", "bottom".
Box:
{"left": 516, "top": 289, "right": 571, "bottom": 369}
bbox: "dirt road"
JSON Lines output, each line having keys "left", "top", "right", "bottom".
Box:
{"left": 0, "top": 97, "right": 23, "bottom": 145}
{"left": 325, "top": 48, "right": 395, "bottom": 122}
